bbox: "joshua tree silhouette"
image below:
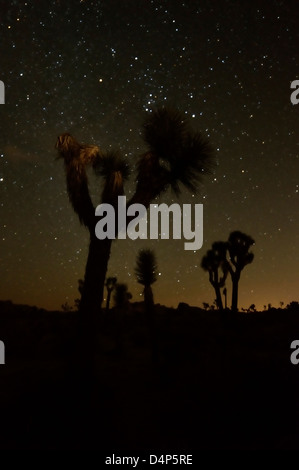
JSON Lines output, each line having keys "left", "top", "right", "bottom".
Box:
{"left": 248, "top": 303, "right": 256, "bottom": 312}
{"left": 226, "top": 231, "right": 255, "bottom": 312}
{"left": 56, "top": 108, "right": 213, "bottom": 363}
{"left": 223, "top": 287, "right": 227, "bottom": 309}
{"left": 113, "top": 282, "right": 131, "bottom": 308}
{"left": 105, "top": 276, "right": 117, "bottom": 311}
{"left": 135, "top": 249, "right": 157, "bottom": 311}
{"left": 201, "top": 241, "right": 228, "bottom": 311}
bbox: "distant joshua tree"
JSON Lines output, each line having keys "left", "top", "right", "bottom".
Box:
{"left": 113, "top": 283, "right": 131, "bottom": 308}
{"left": 202, "top": 231, "right": 254, "bottom": 313}
{"left": 105, "top": 276, "right": 117, "bottom": 311}
{"left": 201, "top": 241, "right": 228, "bottom": 311}
{"left": 248, "top": 304, "right": 256, "bottom": 312}
{"left": 135, "top": 249, "right": 157, "bottom": 310}
{"left": 226, "top": 231, "right": 255, "bottom": 313}
{"left": 56, "top": 108, "right": 213, "bottom": 361}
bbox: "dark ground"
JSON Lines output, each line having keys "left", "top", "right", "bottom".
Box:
{"left": 0, "top": 300, "right": 299, "bottom": 450}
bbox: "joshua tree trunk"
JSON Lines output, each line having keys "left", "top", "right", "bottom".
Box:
{"left": 106, "top": 290, "right": 112, "bottom": 311}
{"left": 144, "top": 285, "right": 154, "bottom": 320}
{"left": 214, "top": 284, "right": 224, "bottom": 311}
{"left": 201, "top": 242, "right": 228, "bottom": 313}
{"left": 223, "top": 287, "right": 227, "bottom": 309}
{"left": 144, "top": 285, "right": 158, "bottom": 363}
{"left": 231, "top": 273, "right": 240, "bottom": 313}
{"left": 212, "top": 269, "right": 223, "bottom": 311}
{"left": 77, "top": 235, "right": 112, "bottom": 370}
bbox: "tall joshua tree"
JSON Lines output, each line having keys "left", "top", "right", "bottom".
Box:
{"left": 56, "top": 108, "right": 213, "bottom": 360}
{"left": 105, "top": 276, "right": 117, "bottom": 311}
{"left": 56, "top": 139, "right": 129, "bottom": 362}
{"left": 226, "top": 231, "right": 255, "bottom": 312}
{"left": 201, "top": 241, "right": 228, "bottom": 311}
{"left": 135, "top": 249, "right": 157, "bottom": 312}
{"left": 135, "top": 249, "right": 158, "bottom": 361}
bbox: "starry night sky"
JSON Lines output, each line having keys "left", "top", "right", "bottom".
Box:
{"left": 0, "top": 0, "right": 298, "bottom": 311}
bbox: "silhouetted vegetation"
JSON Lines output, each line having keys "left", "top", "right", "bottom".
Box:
{"left": 56, "top": 108, "right": 213, "bottom": 367}
{"left": 227, "top": 231, "right": 255, "bottom": 312}
{"left": 202, "top": 231, "right": 255, "bottom": 312}
{"left": 286, "top": 301, "right": 299, "bottom": 311}
{"left": 113, "top": 282, "right": 131, "bottom": 308}
{"left": 105, "top": 276, "right": 117, "bottom": 311}
{"left": 201, "top": 241, "right": 228, "bottom": 311}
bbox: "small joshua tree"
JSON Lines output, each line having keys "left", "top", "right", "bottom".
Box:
{"left": 105, "top": 276, "right": 117, "bottom": 311}
{"left": 226, "top": 231, "right": 255, "bottom": 312}
{"left": 201, "top": 241, "right": 228, "bottom": 311}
